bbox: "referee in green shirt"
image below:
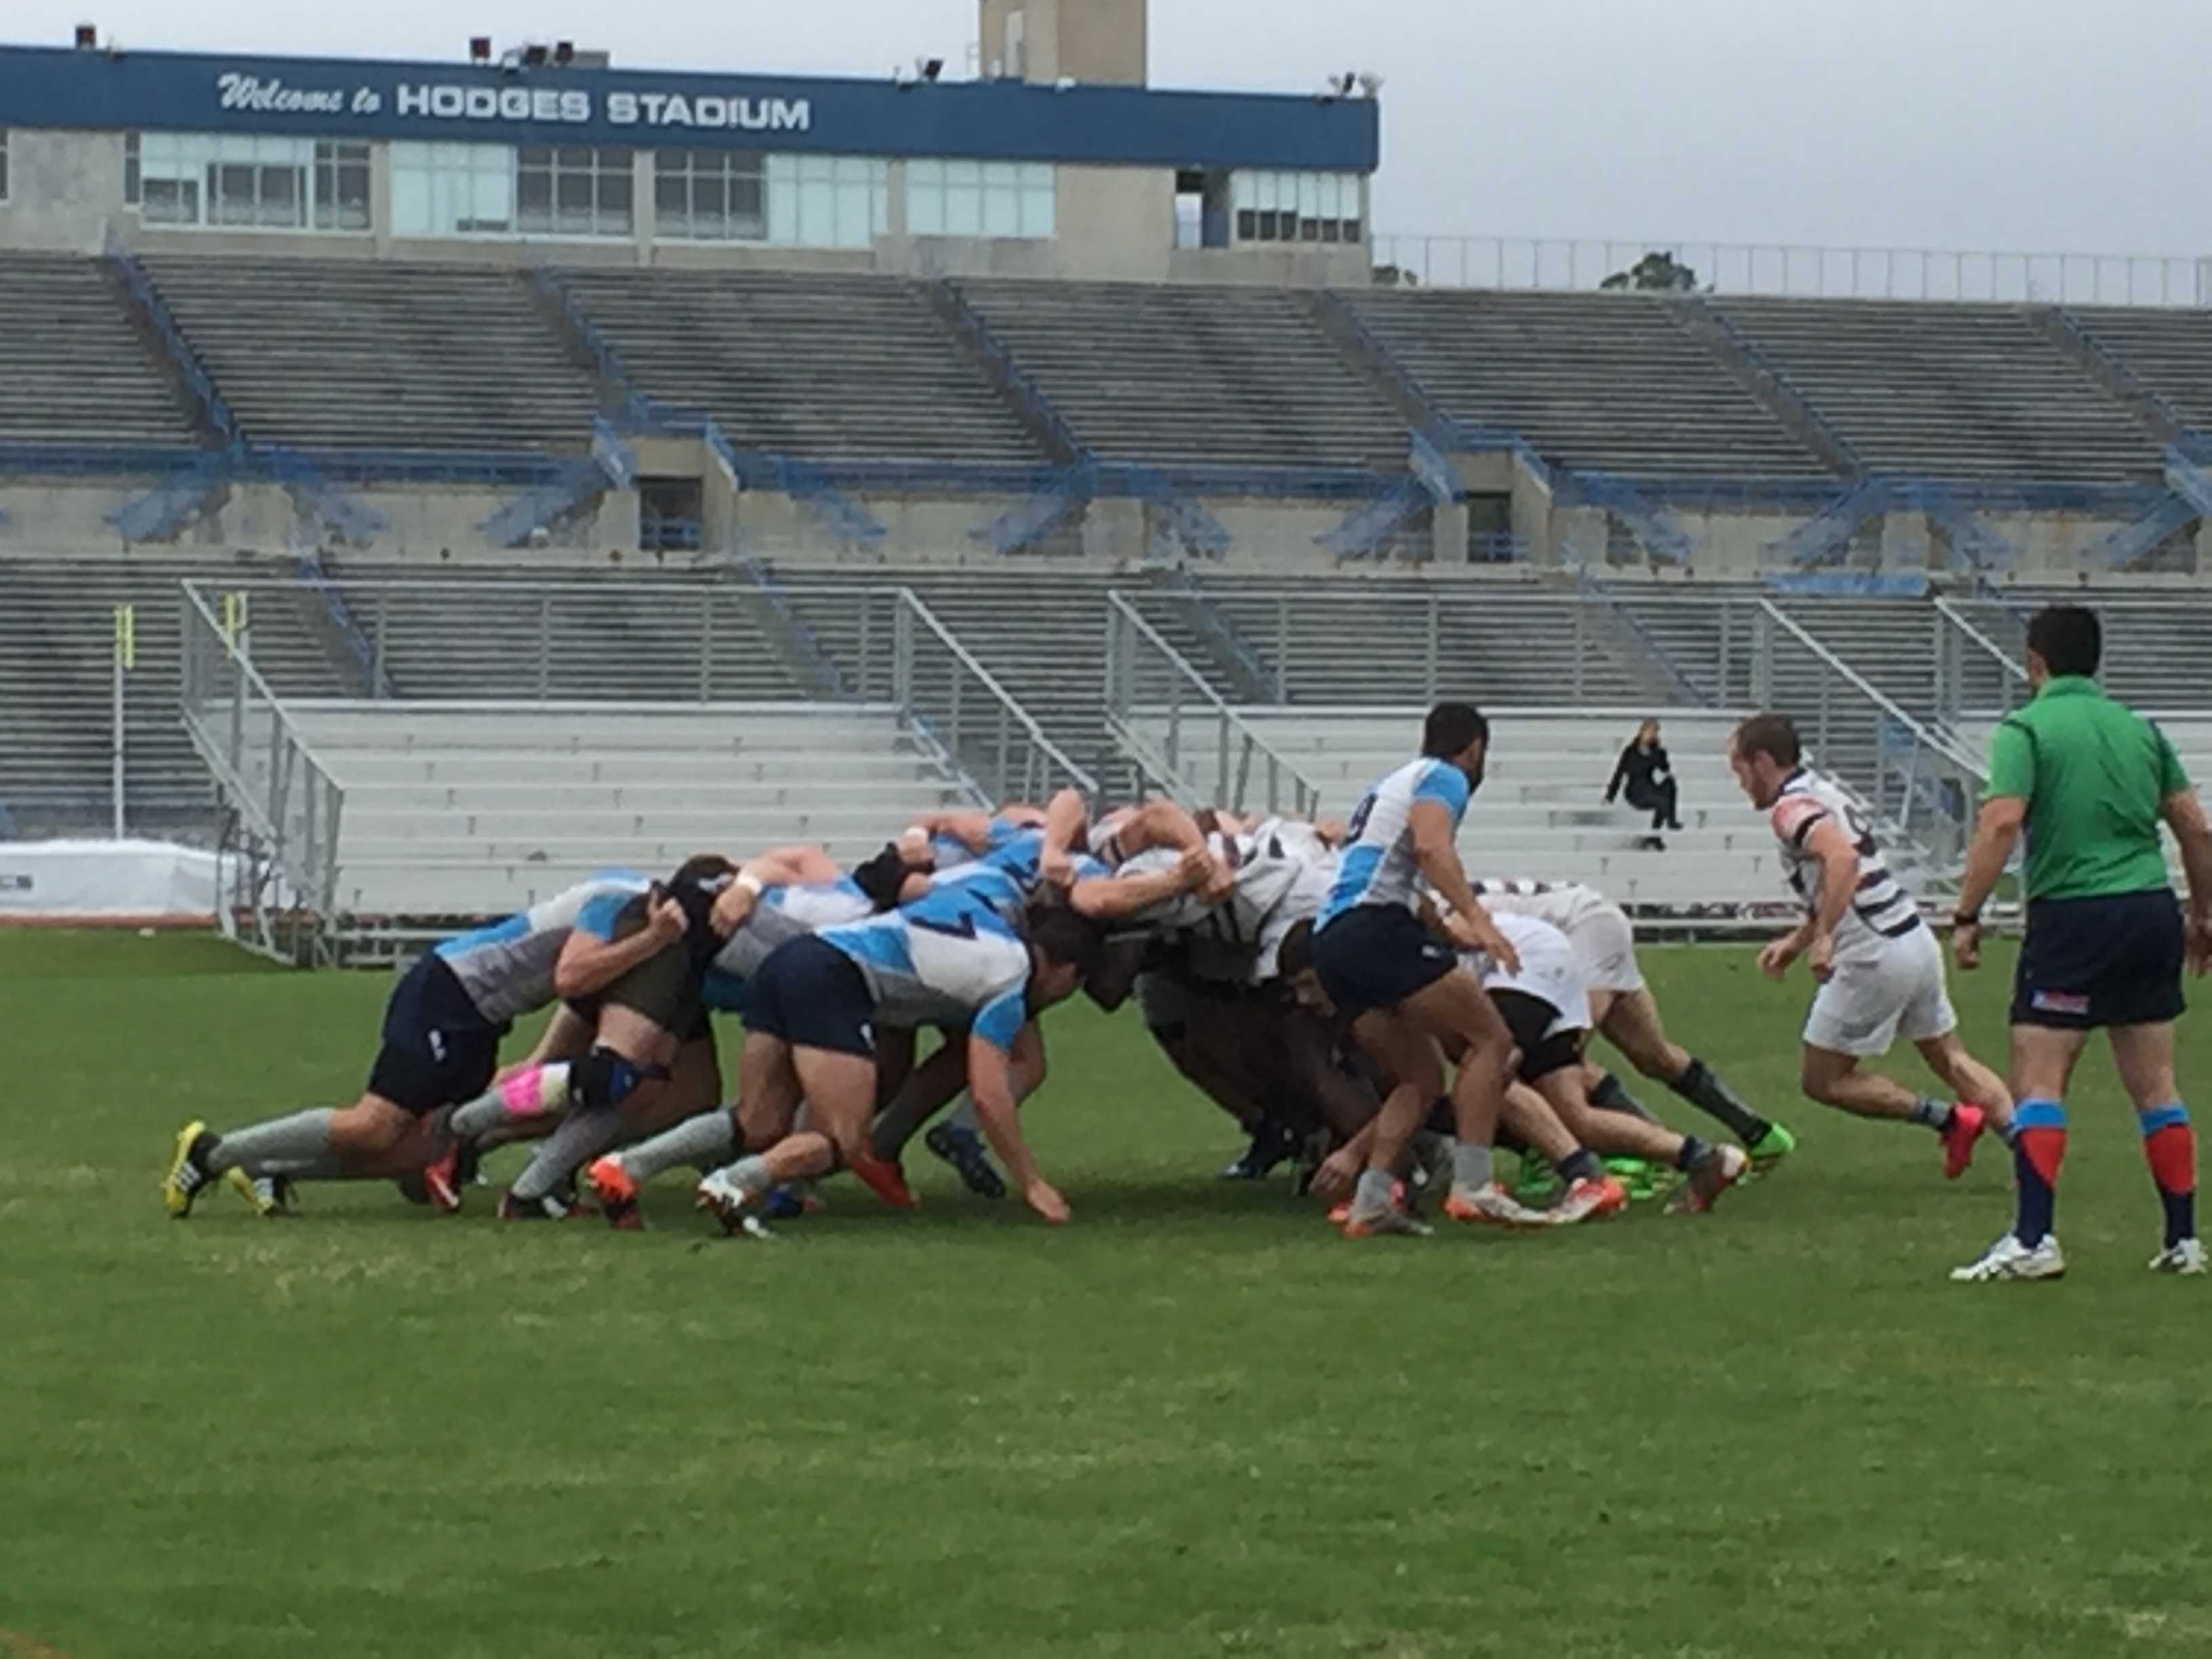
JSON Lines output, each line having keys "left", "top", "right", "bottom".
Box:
{"left": 1950, "top": 604, "right": 2212, "bottom": 1281}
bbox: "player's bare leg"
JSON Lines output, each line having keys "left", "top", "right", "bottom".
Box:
{"left": 1595, "top": 985, "right": 1782, "bottom": 1156}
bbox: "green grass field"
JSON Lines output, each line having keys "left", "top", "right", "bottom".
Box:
{"left": 5, "top": 929, "right": 2210, "bottom": 1658}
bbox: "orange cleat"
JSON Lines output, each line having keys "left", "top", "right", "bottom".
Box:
{"left": 585, "top": 1155, "right": 644, "bottom": 1231}
{"left": 1942, "top": 1103, "right": 1988, "bottom": 1181}
{"left": 1442, "top": 1183, "right": 1551, "bottom": 1230}
{"left": 848, "top": 1151, "right": 918, "bottom": 1209}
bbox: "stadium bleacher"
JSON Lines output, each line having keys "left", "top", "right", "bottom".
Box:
{"left": 0, "top": 253, "right": 203, "bottom": 448}
{"left": 1708, "top": 298, "right": 2163, "bottom": 482}
{"left": 957, "top": 279, "right": 1413, "bottom": 472}
{"left": 0, "top": 555, "right": 352, "bottom": 836}
{"left": 560, "top": 268, "right": 1046, "bottom": 464}
{"left": 2064, "top": 307, "right": 2212, "bottom": 434}
{"left": 140, "top": 257, "right": 603, "bottom": 456}
{"left": 1341, "top": 289, "right": 1832, "bottom": 477}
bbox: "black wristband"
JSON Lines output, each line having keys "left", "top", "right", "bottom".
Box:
{"left": 1952, "top": 911, "right": 1982, "bottom": 928}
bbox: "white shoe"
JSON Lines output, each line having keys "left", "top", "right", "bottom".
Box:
{"left": 1950, "top": 1231, "right": 2066, "bottom": 1282}
{"left": 1443, "top": 1182, "right": 1553, "bottom": 1230}
{"left": 2149, "top": 1237, "right": 2207, "bottom": 1275}
{"left": 693, "top": 1167, "right": 760, "bottom": 1235}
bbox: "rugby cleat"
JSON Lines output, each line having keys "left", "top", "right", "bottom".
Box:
{"left": 498, "top": 1187, "right": 583, "bottom": 1221}
{"left": 847, "top": 1150, "right": 918, "bottom": 1209}
{"left": 419, "top": 1141, "right": 468, "bottom": 1216}
{"left": 1442, "top": 1183, "right": 1552, "bottom": 1230}
{"left": 695, "top": 1167, "right": 761, "bottom": 1235}
{"left": 1220, "top": 1118, "right": 1303, "bottom": 1181}
{"left": 1668, "top": 1143, "right": 1751, "bottom": 1215}
{"left": 1341, "top": 1185, "right": 1431, "bottom": 1239}
{"left": 1746, "top": 1121, "right": 1797, "bottom": 1175}
{"left": 1601, "top": 1156, "right": 1664, "bottom": 1201}
{"left": 163, "top": 1122, "right": 220, "bottom": 1218}
{"left": 1950, "top": 1231, "right": 2066, "bottom": 1282}
{"left": 236, "top": 1171, "right": 291, "bottom": 1217}
{"left": 1940, "top": 1103, "right": 1988, "bottom": 1181}
{"left": 924, "top": 1121, "right": 1007, "bottom": 1200}
{"left": 584, "top": 1156, "right": 644, "bottom": 1232}
{"left": 761, "top": 1183, "right": 825, "bottom": 1220}
{"left": 1551, "top": 1174, "right": 1630, "bottom": 1225}
{"left": 2149, "top": 1237, "right": 2207, "bottom": 1275}
{"left": 1513, "top": 1151, "right": 1563, "bottom": 1206}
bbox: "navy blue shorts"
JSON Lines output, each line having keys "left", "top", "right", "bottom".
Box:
{"left": 743, "top": 935, "right": 878, "bottom": 1057}
{"left": 2013, "top": 889, "right": 2186, "bottom": 1030}
{"left": 1311, "top": 904, "right": 1458, "bottom": 1021}
{"left": 367, "top": 954, "right": 504, "bottom": 1116}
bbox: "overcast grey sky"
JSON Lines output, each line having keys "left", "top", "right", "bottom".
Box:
{"left": 14, "top": 0, "right": 2211, "bottom": 255}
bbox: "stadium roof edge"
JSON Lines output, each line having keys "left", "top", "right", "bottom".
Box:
{"left": 0, "top": 41, "right": 1380, "bottom": 171}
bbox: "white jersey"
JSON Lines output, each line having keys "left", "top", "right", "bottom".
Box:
{"left": 1321, "top": 758, "right": 1472, "bottom": 927}
{"left": 1118, "top": 818, "right": 1335, "bottom": 983}
{"left": 1458, "top": 912, "right": 1591, "bottom": 1038}
{"left": 1472, "top": 878, "right": 1614, "bottom": 934}
{"left": 1765, "top": 767, "right": 1922, "bottom": 962}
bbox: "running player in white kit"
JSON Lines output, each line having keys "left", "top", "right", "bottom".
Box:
{"left": 1729, "top": 714, "right": 2014, "bottom": 1176}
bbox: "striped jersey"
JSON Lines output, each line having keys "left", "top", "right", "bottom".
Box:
{"left": 701, "top": 877, "right": 879, "bottom": 1012}
{"left": 1321, "top": 758, "right": 1473, "bottom": 927}
{"left": 1766, "top": 767, "right": 1921, "bottom": 958}
{"left": 433, "top": 870, "right": 649, "bottom": 1025}
{"left": 1116, "top": 817, "right": 1336, "bottom": 982}
{"left": 817, "top": 877, "right": 1034, "bottom": 1052}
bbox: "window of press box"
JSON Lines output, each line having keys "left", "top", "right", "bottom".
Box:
{"left": 124, "top": 134, "right": 369, "bottom": 230}
{"left": 655, "top": 150, "right": 768, "bottom": 241}
{"left": 907, "top": 159, "right": 1054, "bottom": 239}
{"left": 516, "top": 145, "right": 633, "bottom": 237}
{"left": 1231, "top": 170, "right": 1363, "bottom": 245}
{"left": 1, "top": 131, "right": 9, "bottom": 204}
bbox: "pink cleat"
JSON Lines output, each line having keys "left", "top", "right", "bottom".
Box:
{"left": 1942, "top": 1103, "right": 1988, "bottom": 1181}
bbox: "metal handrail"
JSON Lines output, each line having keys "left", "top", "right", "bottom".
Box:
{"left": 894, "top": 588, "right": 1099, "bottom": 801}
{"left": 1934, "top": 596, "right": 2030, "bottom": 684}
{"left": 1104, "top": 592, "right": 1323, "bottom": 816}
{"left": 1757, "top": 599, "right": 1985, "bottom": 776}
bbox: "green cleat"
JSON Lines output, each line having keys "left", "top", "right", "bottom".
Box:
{"left": 1602, "top": 1156, "right": 1662, "bottom": 1202}
{"left": 1514, "top": 1151, "right": 1561, "bottom": 1206}
{"left": 1746, "top": 1122, "right": 1798, "bottom": 1176}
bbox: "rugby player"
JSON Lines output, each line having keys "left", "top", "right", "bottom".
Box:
{"left": 695, "top": 872, "right": 1104, "bottom": 1229}
{"left": 161, "top": 866, "right": 678, "bottom": 1218}
{"left": 1306, "top": 701, "right": 1547, "bottom": 1237}
{"left": 1475, "top": 877, "right": 1793, "bottom": 1179}
{"left": 1727, "top": 714, "right": 2013, "bottom": 1179}
{"left": 1950, "top": 605, "right": 2212, "bottom": 1281}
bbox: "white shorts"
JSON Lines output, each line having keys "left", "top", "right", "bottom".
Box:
{"left": 1801, "top": 924, "right": 1956, "bottom": 1058}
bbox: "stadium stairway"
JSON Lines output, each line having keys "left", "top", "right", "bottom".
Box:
{"left": 558, "top": 268, "right": 1046, "bottom": 465}
{"left": 0, "top": 553, "right": 356, "bottom": 837}
{"left": 766, "top": 564, "right": 1235, "bottom": 796}
{"left": 1338, "top": 289, "right": 1832, "bottom": 479}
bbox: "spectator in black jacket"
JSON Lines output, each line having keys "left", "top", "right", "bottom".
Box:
{"left": 1606, "top": 718, "right": 1684, "bottom": 833}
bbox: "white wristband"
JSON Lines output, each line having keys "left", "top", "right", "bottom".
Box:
{"left": 735, "top": 870, "right": 764, "bottom": 897}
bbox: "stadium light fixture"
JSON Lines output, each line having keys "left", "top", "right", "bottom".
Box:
{"left": 523, "top": 43, "right": 548, "bottom": 67}
{"left": 469, "top": 35, "right": 492, "bottom": 62}
{"left": 922, "top": 56, "right": 945, "bottom": 82}
{"left": 554, "top": 40, "right": 575, "bottom": 65}
{"left": 74, "top": 22, "right": 98, "bottom": 49}
{"left": 1357, "top": 72, "right": 1383, "bottom": 98}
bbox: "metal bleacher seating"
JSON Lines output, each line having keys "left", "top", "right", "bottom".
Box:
{"left": 140, "top": 256, "right": 602, "bottom": 455}
{"left": 1708, "top": 298, "right": 2162, "bottom": 482}
{"left": 0, "top": 252, "right": 202, "bottom": 447}
{"left": 1341, "top": 289, "right": 1830, "bottom": 477}
{"left": 281, "top": 703, "right": 970, "bottom": 920}
{"left": 2064, "top": 307, "right": 2212, "bottom": 434}
{"left": 1197, "top": 572, "right": 1668, "bottom": 705}
{"left": 321, "top": 562, "right": 814, "bottom": 701}
{"left": 559, "top": 268, "right": 1044, "bottom": 464}
{"left": 0, "top": 554, "right": 352, "bottom": 836}
{"left": 1948, "top": 587, "right": 2212, "bottom": 714}
{"left": 957, "top": 279, "right": 1413, "bottom": 472}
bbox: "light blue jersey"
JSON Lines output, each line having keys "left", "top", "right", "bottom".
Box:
{"left": 928, "top": 815, "right": 1036, "bottom": 871}
{"left": 1319, "top": 758, "right": 1472, "bottom": 928}
{"left": 931, "top": 829, "right": 1106, "bottom": 928}
{"left": 434, "top": 869, "right": 649, "bottom": 1025}
{"left": 701, "top": 876, "right": 878, "bottom": 1013}
{"left": 817, "top": 880, "right": 1034, "bottom": 1052}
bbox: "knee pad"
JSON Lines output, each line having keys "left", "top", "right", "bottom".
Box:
{"left": 573, "top": 1046, "right": 669, "bottom": 1111}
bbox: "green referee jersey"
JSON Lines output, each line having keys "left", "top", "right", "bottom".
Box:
{"left": 1986, "top": 675, "right": 2189, "bottom": 901}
